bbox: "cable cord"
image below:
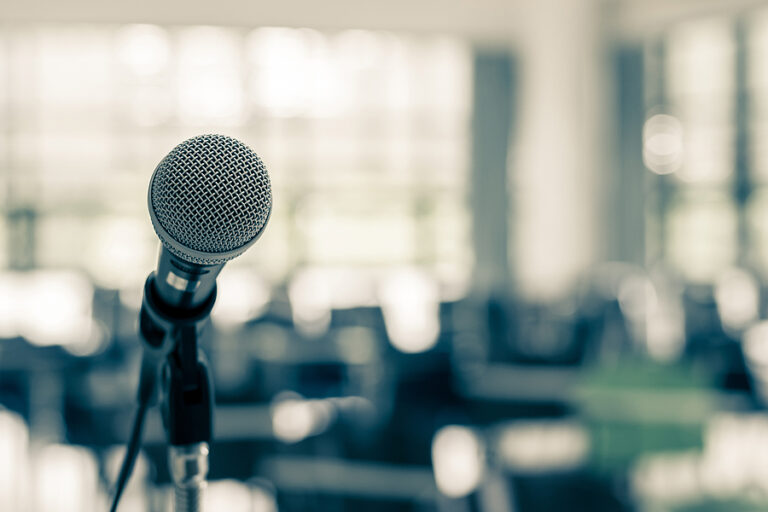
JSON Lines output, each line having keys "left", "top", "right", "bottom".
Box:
{"left": 109, "top": 395, "right": 151, "bottom": 512}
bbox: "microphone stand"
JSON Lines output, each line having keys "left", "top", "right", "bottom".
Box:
{"left": 139, "top": 276, "right": 215, "bottom": 512}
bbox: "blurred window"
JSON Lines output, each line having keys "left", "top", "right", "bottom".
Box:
{"left": 648, "top": 17, "right": 738, "bottom": 282}
{"left": 0, "top": 25, "right": 471, "bottom": 289}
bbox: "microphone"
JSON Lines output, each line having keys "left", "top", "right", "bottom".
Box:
{"left": 147, "top": 134, "right": 272, "bottom": 311}
{"left": 110, "top": 134, "right": 272, "bottom": 512}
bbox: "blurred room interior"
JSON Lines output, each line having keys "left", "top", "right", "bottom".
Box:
{"left": 2, "top": 0, "right": 768, "bottom": 510}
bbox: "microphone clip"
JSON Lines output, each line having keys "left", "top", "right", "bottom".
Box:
{"left": 161, "top": 324, "right": 213, "bottom": 446}
{"left": 137, "top": 274, "right": 215, "bottom": 446}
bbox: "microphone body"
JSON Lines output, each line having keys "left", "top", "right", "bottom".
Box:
{"left": 144, "top": 133, "right": 272, "bottom": 312}
{"left": 152, "top": 248, "right": 223, "bottom": 312}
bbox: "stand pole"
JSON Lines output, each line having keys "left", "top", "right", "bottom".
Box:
{"left": 161, "top": 325, "right": 214, "bottom": 512}
{"left": 169, "top": 442, "right": 209, "bottom": 512}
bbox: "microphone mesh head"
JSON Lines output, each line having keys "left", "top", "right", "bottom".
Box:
{"left": 149, "top": 134, "right": 272, "bottom": 265}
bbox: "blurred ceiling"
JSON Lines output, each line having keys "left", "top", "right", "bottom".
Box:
{"left": 612, "top": 0, "right": 767, "bottom": 40}
{"left": 0, "top": 0, "right": 765, "bottom": 44}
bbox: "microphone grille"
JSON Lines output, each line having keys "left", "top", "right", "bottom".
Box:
{"left": 149, "top": 134, "right": 272, "bottom": 265}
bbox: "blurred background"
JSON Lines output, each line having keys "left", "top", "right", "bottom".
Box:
{"left": 4, "top": 0, "right": 768, "bottom": 511}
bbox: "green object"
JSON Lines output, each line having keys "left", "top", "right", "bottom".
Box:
{"left": 576, "top": 361, "right": 746, "bottom": 471}
{"left": 672, "top": 500, "right": 768, "bottom": 512}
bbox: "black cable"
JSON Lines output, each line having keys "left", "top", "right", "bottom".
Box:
{"left": 110, "top": 355, "right": 160, "bottom": 512}
{"left": 109, "top": 396, "right": 150, "bottom": 512}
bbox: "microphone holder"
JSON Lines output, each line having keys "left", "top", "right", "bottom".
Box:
{"left": 139, "top": 275, "right": 216, "bottom": 512}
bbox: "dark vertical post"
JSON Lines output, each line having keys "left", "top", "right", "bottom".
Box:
{"left": 644, "top": 39, "right": 669, "bottom": 267}
{"left": 610, "top": 45, "right": 647, "bottom": 265}
{"left": 734, "top": 20, "right": 751, "bottom": 266}
{"left": 470, "top": 50, "right": 514, "bottom": 295}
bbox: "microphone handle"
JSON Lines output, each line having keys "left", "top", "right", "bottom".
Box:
{"left": 153, "top": 248, "right": 224, "bottom": 311}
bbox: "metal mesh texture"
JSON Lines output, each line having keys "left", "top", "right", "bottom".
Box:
{"left": 150, "top": 134, "right": 272, "bottom": 265}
